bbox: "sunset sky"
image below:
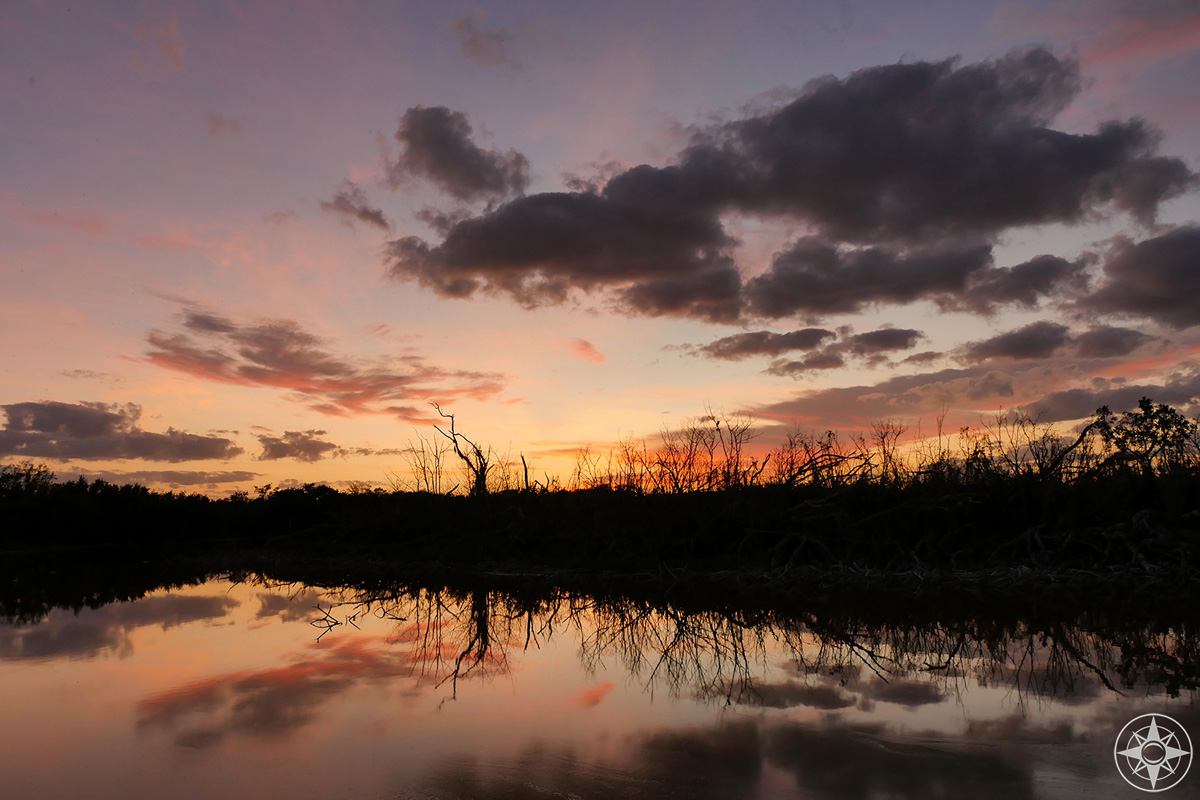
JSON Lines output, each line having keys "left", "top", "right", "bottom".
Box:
{"left": 3, "top": 0, "right": 1199, "bottom": 493}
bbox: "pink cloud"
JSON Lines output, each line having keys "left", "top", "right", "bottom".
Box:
{"left": 204, "top": 111, "right": 245, "bottom": 139}
{"left": 263, "top": 210, "right": 296, "bottom": 225}
{"left": 572, "top": 680, "right": 614, "bottom": 708}
{"left": 134, "top": 15, "right": 185, "bottom": 69}
{"left": 136, "top": 635, "right": 434, "bottom": 746}
{"left": 566, "top": 338, "right": 605, "bottom": 364}
{"left": 1083, "top": 7, "right": 1200, "bottom": 68}
{"left": 12, "top": 206, "right": 107, "bottom": 237}
{"left": 992, "top": 1, "right": 1200, "bottom": 71}
{"left": 131, "top": 231, "right": 197, "bottom": 253}
{"left": 143, "top": 306, "right": 506, "bottom": 418}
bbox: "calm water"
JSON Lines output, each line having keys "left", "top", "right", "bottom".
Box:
{"left": 2, "top": 576, "right": 1198, "bottom": 799}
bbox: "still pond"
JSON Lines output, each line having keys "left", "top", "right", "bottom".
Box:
{"left": 1, "top": 576, "right": 1197, "bottom": 798}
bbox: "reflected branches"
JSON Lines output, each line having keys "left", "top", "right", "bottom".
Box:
{"left": 7, "top": 569, "right": 1197, "bottom": 709}
{"left": 312, "top": 578, "right": 1200, "bottom": 707}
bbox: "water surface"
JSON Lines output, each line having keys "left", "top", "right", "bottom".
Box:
{"left": 2, "top": 576, "right": 1197, "bottom": 798}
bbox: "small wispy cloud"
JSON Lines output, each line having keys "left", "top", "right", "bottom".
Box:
{"left": 135, "top": 14, "right": 185, "bottom": 69}
{"left": 204, "top": 111, "right": 244, "bottom": 138}
{"left": 571, "top": 681, "right": 614, "bottom": 708}
{"left": 449, "top": 11, "right": 522, "bottom": 71}
{"left": 12, "top": 206, "right": 107, "bottom": 237}
{"left": 130, "top": 230, "right": 197, "bottom": 253}
{"left": 566, "top": 338, "right": 605, "bottom": 364}
{"left": 319, "top": 181, "right": 391, "bottom": 231}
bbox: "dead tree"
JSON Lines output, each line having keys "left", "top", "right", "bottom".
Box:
{"left": 432, "top": 403, "right": 492, "bottom": 496}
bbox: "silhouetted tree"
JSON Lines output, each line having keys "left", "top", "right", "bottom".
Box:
{"left": 0, "top": 461, "right": 55, "bottom": 496}
{"left": 1094, "top": 397, "right": 1198, "bottom": 476}
{"left": 432, "top": 403, "right": 493, "bottom": 496}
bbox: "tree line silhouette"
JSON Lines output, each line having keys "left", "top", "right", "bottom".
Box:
{"left": 385, "top": 397, "right": 1200, "bottom": 495}
{"left": 3, "top": 398, "right": 1199, "bottom": 592}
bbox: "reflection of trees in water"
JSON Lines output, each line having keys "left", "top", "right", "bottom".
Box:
{"left": 318, "top": 585, "right": 786, "bottom": 702}
{"left": 316, "top": 580, "right": 1200, "bottom": 705}
{"left": 9, "top": 565, "right": 1195, "bottom": 705}
{"left": 774, "top": 612, "right": 1200, "bottom": 708}
{"left": 353, "top": 586, "right": 1184, "bottom": 800}
{"left": 316, "top": 583, "right": 537, "bottom": 698}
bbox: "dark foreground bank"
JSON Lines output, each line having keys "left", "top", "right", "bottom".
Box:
{"left": 5, "top": 397, "right": 1200, "bottom": 596}
{"left": 2, "top": 465, "right": 1200, "bottom": 585}
{"left": 3, "top": 466, "right": 1200, "bottom": 604}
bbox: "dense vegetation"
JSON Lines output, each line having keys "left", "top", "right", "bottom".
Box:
{"left": 3, "top": 398, "right": 1200, "bottom": 592}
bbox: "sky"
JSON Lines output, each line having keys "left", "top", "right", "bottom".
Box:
{"left": 2, "top": 0, "right": 1200, "bottom": 493}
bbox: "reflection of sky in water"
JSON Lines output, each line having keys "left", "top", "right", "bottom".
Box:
{"left": 0, "top": 579, "right": 1197, "bottom": 799}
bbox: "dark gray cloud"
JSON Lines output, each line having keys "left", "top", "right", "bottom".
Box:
{"left": 631, "top": 722, "right": 766, "bottom": 797}
{"left": 961, "top": 321, "right": 1073, "bottom": 362}
{"left": 182, "top": 310, "right": 236, "bottom": 334}
{"left": 948, "top": 254, "right": 1089, "bottom": 314}
{"left": 633, "top": 717, "right": 1032, "bottom": 799}
{"left": 319, "top": 181, "right": 390, "bottom": 230}
{"left": 0, "top": 401, "right": 243, "bottom": 462}
{"left": 701, "top": 47, "right": 1190, "bottom": 241}
{"left": 256, "top": 430, "right": 339, "bottom": 462}
{"left": 1080, "top": 226, "right": 1200, "bottom": 329}
{"left": 387, "top": 190, "right": 735, "bottom": 319}
{"left": 387, "top": 48, "right": 1192, "bottom": 322}
{"left": 255, "top": 589, "right": 324, "bottom": 623}
{"left": 1020, "top": 366, "right": 1200, "bottom": 422}
{"left": 745, "top": 240, "right": 994, "bottom": 318}
{"left": 0, "top": 594, "right": 238, "bottom": 661}
{"left": 903, "top": 350, "right": 943, "bottom": 365}
{"left": 754, "top": 358, "right": 1200, "bottom": 432}
{"left": 963, "top": 715, "right": 1084, "bottom": 744}
{"left": 449, "top": 12, "right": 521, "bottom": 70}
{"left": 690, "top": 326, "right": 922, "bottom": 376}
{"left": 412, "top": 206, "right": 474, "bottom": 236}
{"left": 59, "top": 469, "right": 259, "bottom": 487}
{"left": 754, "top": 365, "right": 1030, "bottom": 429}
{"left": 618, "top": 262, "right": 744, "bottom": 322}
{"left": 145, "top": 306, "right": 505, "bottom": 418}
{"left": 764, "top": 327, "right": 924, "bottom": 377}
{"left": 1072, "top": 325, "right": 1157, "bottom": 358}
{"left": 766, "top": 351, "right": 846, "bottom": 376}
{"left": 389, "top": 106, "right": 529, "bottom": 201}
{"left": 763, "top": 720, "right": 1032, "bottom": 798}
{"left": 839, "top": 328, "right": 924, "bottom": 356}
{"left": 967, "top": 370, "right": 1018, "bottom": 399}
{"left": 862, "top": 678, "right": 945, "bottom": 706}
{"left": 693, "top": 328, "right": 836, "bottom": 360}
{"left": 418, "top": 715, "right": 1037, "bottom": 799}
{"left": 740, "top": 681, "right": 857, "bottom": 710}
{"left": 961, "top": 322, "right": 1160, "bottom": 363}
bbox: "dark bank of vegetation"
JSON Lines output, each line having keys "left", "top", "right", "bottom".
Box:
{"left": 4, "top": 398, "right": 1200, "bottom": 598}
